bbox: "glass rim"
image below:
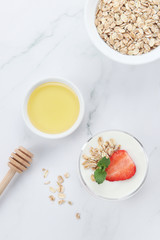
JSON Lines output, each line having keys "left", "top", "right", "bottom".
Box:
{"left": 78, "top": 129, "right": 149, "bottom": 201}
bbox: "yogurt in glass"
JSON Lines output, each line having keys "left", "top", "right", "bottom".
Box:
{"left": 79, "top": 130, "right": 148, "bottom": 200}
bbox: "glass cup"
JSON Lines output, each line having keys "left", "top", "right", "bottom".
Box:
{"left": 79, "top": 130, "right": 149, "bottom": 200}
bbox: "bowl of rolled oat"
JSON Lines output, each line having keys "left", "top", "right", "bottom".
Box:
{"left": 85, "top": 0, "right": 160, "bottom": 64}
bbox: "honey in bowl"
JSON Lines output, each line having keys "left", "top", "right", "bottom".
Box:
{"left": 27, "top": 82, "right": 80, "bottom": 134}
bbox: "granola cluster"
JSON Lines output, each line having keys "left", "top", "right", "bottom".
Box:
{"left": 82, "top": 137, "right": 120, "bottom": 171}
{"left": 95, "top": 0, "right": 160, "bottom": 55}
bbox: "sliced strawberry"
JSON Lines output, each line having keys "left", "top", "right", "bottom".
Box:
{"left": 105, "top": 150, "right": 136, "bottom": 182}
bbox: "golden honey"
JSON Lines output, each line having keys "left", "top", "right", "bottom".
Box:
{"left": 27, "top": 82, "right": 80, "bottom": 134}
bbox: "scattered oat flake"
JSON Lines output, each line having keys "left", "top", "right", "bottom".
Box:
{"left": 44, "top": 170, "right": 49, "bottom": 178}
{"left": 57, "top": 176, "right": 64, "bottom": 184}
{"left": 149, "top": 38, "right": 155, "bottom": 47}
{"left": 98, "top": 137, "right": 103, "bottom": 145}
{"left": 91, "top": 174, "right": 95, "bottom": 182}
{"left": 44, "top": 181, "right": 51, "bottom": 185}
{"left": 58, "top": 200, "right": 65, "bottom": 205}
{"left": 82, "top": 154, "right": 89, "bottom": 160}
{"left": 76, "top": 213, "right": 80, "bottom": 219}
{"left": 58, "top": 193, "right": 66, "bottom": 199}
{"left": 49, "top": 187, "right": 56, "bottom": 193}
{"left": 68, "top": 201, "right": 73, "bottom": 205}
{"left": 42, "top": 168, "right": 46, "bottom": 171}
{"left": 121, "top": 14, "right": 128, "bottom": 22}
{"left": 57, "top": 181, "right": 61, "bottom": 187}
{"left": 57, "top": 185, "right": 64, "bottom": 193}
{"left": 64, "top": 172, "right": 70, "bottom": 178}
{"left": 49, "top": 195, "right": 55, "bottom": 201}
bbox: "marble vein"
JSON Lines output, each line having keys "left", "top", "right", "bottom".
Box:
{"left": 34, "top": 10, "right": 83, "bottom": 69}
{"left": 86, "top": 60, "right": 113, "bottom": 136}
{"left": 0, "top": 33, "right": 46, "bottom": 70}
{"left": 86, "top": 65, "right": 103, "bottom": 136}
{"left": 0, "top": 9, "right": 83, "bottom": 71}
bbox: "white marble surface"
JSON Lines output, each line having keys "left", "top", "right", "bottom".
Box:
{"left": 0, "top": 0, "right": 160, "bottom": 239}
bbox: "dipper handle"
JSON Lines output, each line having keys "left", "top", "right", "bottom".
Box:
{"left": 0, "top": 146, "right": 33, "bottom": 196}
{"left": 0, "top": 169, "right": 16, "bottom": 195}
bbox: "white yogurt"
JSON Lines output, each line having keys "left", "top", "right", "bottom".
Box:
{"left": 79, "top": 130, "right": 148, "bottom": 200}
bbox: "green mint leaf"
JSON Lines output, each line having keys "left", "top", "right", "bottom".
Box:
{"left": 94, "top": 169, "right": 107, "bottom": 184}
{"left": 99, "top": 165, "right": 105, "bottom": 172}
{"left": 97, "top": 157, "right": 110, "bottom": 169}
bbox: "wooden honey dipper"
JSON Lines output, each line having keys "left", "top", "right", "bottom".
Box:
{"left": 0, "top": 146, "right": 33, "bottom": 195}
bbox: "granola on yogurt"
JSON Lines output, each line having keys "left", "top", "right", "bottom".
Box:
{"left": 82, "top": 137, "right": 121, "bottom": 173}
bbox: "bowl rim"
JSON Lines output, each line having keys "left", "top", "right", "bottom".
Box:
{"left": 22, "top": 77, "right": 85, "bottom": 139}
{"left": 84, "top": 0, "right": 160, "bottom": 65}
{"left": 78, "top": 129, "right": 149, "bottom": 200}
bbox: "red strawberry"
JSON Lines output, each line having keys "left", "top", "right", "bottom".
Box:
{"left": 105, "top": 150, "right": 136, "bottom": 182}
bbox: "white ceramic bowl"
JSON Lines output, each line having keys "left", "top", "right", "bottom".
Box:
{"left": 85, "top": 0, "right": 160, "bottom": 65}
{"left": 22, "top": 77, "right": 85, "bottom": 139}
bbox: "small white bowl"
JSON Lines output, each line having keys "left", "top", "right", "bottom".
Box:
{"left": 85, "top": 0, "right": 160, "bottom": 65}
{"left": 22, "top": 77, "right": 85, "bottom": 139}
